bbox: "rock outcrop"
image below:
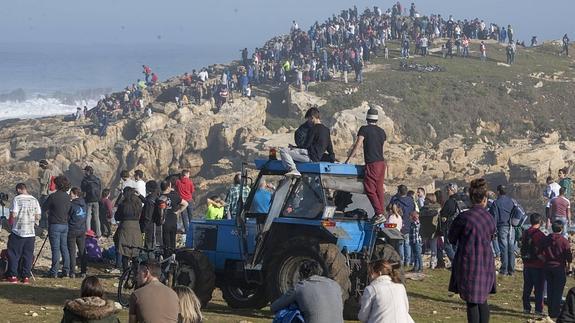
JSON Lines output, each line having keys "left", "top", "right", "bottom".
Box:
{"left": 1, "top": 71, "right": 574, "bottom": 215}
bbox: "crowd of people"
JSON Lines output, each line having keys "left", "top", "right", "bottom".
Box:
{"left": 75, "top": 1, "right": 572, "bottom": 139}
{"left": 2, "top": 2, "right": 575, "bottom": 323}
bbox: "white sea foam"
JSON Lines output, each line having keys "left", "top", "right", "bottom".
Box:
{"left": 0, "top": 98, "right": 96, "bottom": 121}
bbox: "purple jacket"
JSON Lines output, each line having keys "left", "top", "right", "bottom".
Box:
{"left": 448, "top": 205, "right": 496, "bottom": 303}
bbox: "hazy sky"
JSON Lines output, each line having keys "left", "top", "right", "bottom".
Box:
{"left": 2, "top": 0, "right": 572, "bottom": 47}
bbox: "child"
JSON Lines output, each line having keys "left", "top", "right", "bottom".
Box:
{"left": 67, "top": 187, "right": 87, "bottom": 278}
{"left": 541, "top": 220, "right": 573, "bottom": 318}
{"left": 409, "top": 211, "right": 423, "bottom": 272}
{"left": 85, "top": 230, "right": 103, "bottom": 263}
{"left": 521, "top": 213, "right": 546, "bottom": 315}
{"left": 205, "top": 196, "right": 225, "bottom": 220}
{"left": 384, "top": 46, "right": 389, "bottom": 60}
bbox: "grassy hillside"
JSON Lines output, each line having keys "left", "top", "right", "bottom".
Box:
{"left": 302, "top": 40, "right": 575, "bottom": 145}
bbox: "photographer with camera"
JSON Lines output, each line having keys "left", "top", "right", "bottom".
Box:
{"left": 4, "top": 183, "right": 41, "bottom": 283}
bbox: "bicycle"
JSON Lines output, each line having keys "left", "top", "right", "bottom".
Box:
{"left": 117, "top": 245, "right": 178, "bottom": 307}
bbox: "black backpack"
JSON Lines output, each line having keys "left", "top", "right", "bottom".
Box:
{"left": 520, "top": 230, "right": 538, "bottom": 262}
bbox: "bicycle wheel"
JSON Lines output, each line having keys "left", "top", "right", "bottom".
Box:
{"left": 117, "top": 266, "right": 137, "bottom": 307}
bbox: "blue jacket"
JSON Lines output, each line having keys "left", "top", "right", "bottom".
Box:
{"left": 489, "top": 195, "right": 514, "bottom": 227}
{"left": 68, "top": 198, "right": 87, "bottom": 233}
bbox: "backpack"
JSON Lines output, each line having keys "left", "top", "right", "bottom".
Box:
{"left": 510, "top": 199, "right": 527, "bottom": 227}
{"left": 48, "top": 176, "right": 56, "bottom": 192}
{"left": 273, "top": 304, "right": 305, "bottom": 323}
{"left": 520, "top": 230, "right": 539, "bottom": 262}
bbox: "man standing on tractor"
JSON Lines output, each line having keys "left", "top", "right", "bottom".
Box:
{"left": 279, "top": 108, "right": 335, "bottom": 177}
{"left": 345, "top": 107, "right": 387, "bottom": 224}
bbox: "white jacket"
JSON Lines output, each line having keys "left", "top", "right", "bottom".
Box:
{"left": 358, "top": 275, "right": 414, "bottom": 323}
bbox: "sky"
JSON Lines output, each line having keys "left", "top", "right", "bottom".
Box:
{"left": 1, "top": 0, "right": 573, "bottom": 47}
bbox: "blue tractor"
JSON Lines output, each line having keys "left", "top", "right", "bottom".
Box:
{"left": 174, "top": 159, "right": 403, "bottom": 318}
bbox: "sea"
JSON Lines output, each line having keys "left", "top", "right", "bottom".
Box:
{"left": 0, "top": 42, "right": 238, "bottom": 120}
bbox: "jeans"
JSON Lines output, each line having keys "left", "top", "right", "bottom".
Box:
{"left": 410, "top": 242, "right": 423, "bottom": 271}
{"left": 86, "top": 201, "right": 101, "bottom": 237}
{"left": 49, "top": 224, "right": 70, "bottom": 275}
{"left": 545, "top": 266, "right": 567, "bottom": 318}
{"left": 492, "top": 239, "right": 501, "bottom": 257}
{"left": 498, "top": 225, "right": 515, "bottom": 274}
{"left": 7, "top": 234, "right": 35, "bottom": 278}
{"left": 67, "top": 230, "right": 87, "bottom": 275}
{"left": 181, "top": 202, "right": 194, "bottom": 233}
{"left": 279, "top": 147, "right": 310, "bottom": 172}
{"left": 439, "top": 238, "right": 456, "bottom": 262}
{"left": 399, "top": 234, "right": 412, "bottom": 266}
{"left": 523, "top": 267, "right": 545, "bottom": 313}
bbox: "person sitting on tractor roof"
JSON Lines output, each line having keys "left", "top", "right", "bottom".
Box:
{"left": 279, "top": 107, "right": 335, "bottom": 177}
{"left": 270, "top": 261, "right": 344, "bottom": 323}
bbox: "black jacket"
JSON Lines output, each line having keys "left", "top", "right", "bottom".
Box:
{"left": 140, "top": 193, "right": 159, "bottom": 233}
{"left": 81, "top": 175, "right": 102, "bottom": 203}
{"left": 294, "top": 121, "right": 312, "bottom": 148}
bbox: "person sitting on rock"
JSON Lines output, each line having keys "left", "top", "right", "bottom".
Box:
{"left": 279, "top": 107, "right": 335, "bottom": 177}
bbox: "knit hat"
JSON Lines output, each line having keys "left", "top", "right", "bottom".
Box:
{"left": 366, "top": 107, "right": 379, "bottom": 121}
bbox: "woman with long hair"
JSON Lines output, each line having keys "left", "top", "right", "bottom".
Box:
{"left": 173, "top": 285, "right": 203, "bottom": 323}
{"left": 358, "top": 260, "right": 414, "bottom": 322}
{"left": 61, "top": 276, "right": 120, "bottom": 322}
{"left": 448, "top": 178, "right": 496, "bottom": 323}
{"left": 114, "top": 187, "right": 143, "bottom": 270}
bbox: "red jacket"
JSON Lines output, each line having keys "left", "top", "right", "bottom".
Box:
{"left": 522, "top": 227, "right": 546, "bottom": 269}
{"left": 176, "top": 177, "right": 195, "bottom": 202}
{"left": 541, "top": 233, "right": 573, "bottom": 269}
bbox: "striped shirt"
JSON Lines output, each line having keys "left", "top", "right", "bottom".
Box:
{"left": 10, "top": 194, "right": 41, "bottom": 238}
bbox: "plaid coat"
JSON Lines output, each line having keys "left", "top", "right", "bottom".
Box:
{"left": 448, "top": 205, "right": 496, "bottom": 303}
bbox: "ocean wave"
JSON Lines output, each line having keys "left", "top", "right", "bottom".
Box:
{"left": 0, "top": 97, "right": 97, "bottom": 121}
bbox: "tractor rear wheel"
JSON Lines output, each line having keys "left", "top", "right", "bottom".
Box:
{"left": 221, "top": 280, "right": 268, "bottom": 309}
{"left": 343, "top": 243, "right": 402, "bottom": 320}
{"left": 265, "top": 238, "right": 351, "bottom": 303}
{"left": 175, "top": 249, "right": 216, "bottom": 308}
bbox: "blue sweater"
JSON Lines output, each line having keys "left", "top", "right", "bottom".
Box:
{"left": 489, "top": 195, "right": 514, "bottom": 227}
